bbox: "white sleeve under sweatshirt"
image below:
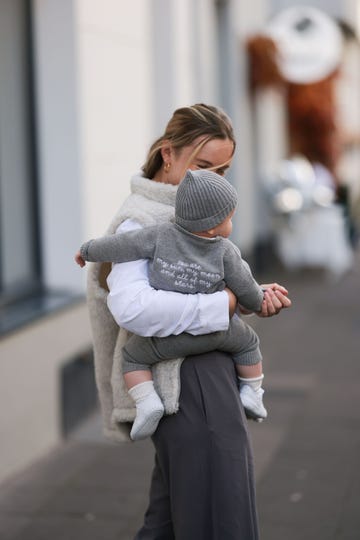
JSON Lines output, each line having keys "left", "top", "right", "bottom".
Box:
{"left": 106, "top": 219, "right": 230, "bottom": 337}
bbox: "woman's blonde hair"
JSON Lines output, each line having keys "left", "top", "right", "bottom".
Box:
{"left": 142, "top": 104, "right": 236, "bottom": 179}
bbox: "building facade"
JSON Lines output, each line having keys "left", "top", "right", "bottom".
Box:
{"left": 0, "top": 0, "right": 358, "bottom": 483}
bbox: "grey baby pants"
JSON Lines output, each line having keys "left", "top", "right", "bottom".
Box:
{"left": 122, "top": 314, "right": 261, "bottom": 373}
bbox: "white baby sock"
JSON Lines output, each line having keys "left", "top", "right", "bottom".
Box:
{"left": 128, "top": 381, "right": 164, "bottom": 441}
{"left": 238, "top": 373, "right": 264, "bottom": 391}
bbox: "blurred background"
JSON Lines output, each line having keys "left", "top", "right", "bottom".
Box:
{"left": 0, "top": 1, "right": 359, "bottom": 539}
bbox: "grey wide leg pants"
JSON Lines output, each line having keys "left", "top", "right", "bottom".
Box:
{"left": 134, "top": 351, "right": 260, "bottom": 540}
{"left": 123, "top": 315, "right": 262, "bottom": 373}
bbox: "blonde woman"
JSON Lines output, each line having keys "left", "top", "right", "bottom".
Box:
{"left": 87, "top": 104, "right": 291, "bottom": 539}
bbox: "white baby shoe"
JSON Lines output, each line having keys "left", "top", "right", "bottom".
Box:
{"left": 129, "top": 382, "right": 165, "bottom": 440}
{"left": 240, "top": 384, "right": 268, "bottom": 422}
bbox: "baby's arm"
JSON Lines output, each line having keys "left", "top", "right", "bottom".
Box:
{"left": 78, "top": 226, "right": 158, "bottom": 264}
{"left": 223, "top": 243, "right": 264, "bottom": 312}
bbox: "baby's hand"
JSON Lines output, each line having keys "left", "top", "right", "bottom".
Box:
{"left": 75, "top": 251, "right": 86, "bottom": 268}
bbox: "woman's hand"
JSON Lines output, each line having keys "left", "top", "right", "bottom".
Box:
{"left": 228, "top": 283, "right": 292, "bottom": 318}
{"left": 258, "top": 283, "right": 292, "bottom": 317}
{"left": 75, "top": 251, "right": 86, "bottom": 268}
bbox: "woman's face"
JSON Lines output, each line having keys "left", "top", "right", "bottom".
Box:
{"left": 160, "top": 137, "right": 235, "bottom": 185}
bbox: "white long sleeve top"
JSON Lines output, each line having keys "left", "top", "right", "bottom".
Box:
{"left": 106, "top": 218, "right": 230, "bottom": 337}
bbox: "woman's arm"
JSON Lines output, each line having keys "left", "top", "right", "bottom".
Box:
{"left": 106, "top": 219, "right": 230, "bottom": 337}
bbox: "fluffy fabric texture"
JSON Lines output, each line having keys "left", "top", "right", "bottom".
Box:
{"left": 86, "top": 173, "right": 184, "bottom": 442}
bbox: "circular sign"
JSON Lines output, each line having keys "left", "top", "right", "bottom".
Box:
{"left": 266, "top": 6, "right": 343, "bottom": 83}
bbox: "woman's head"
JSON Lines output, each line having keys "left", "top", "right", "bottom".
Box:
{"left": 142, "top": 104, "right": 236, "bottom": 185}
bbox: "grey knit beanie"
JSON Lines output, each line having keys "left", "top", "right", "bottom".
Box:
{"left": 175, "top": 169, "right": 238, "bottom": 232}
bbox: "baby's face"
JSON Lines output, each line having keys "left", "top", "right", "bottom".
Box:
{"left": 209, "top": 210, "right": 235, "bottom": 239}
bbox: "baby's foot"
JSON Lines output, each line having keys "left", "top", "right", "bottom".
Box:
{"left": 130, "top": 392, "right": 164, "bottom": 441}
{"left": 240, "top": 385, "right": 267, "bottom": 422}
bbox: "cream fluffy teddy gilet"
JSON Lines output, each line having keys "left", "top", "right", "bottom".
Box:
{"left": 87, "top": 174, "right": 184, "bottom": 442}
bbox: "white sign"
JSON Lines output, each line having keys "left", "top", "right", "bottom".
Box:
{"left": 266, "top": 6, "right": 343, "bottom": 84}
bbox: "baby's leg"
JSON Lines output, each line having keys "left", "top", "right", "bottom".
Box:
{"left": 122, "top": 338, "right": 164, "bottom": 441}
{"left": 221, "top": 316, "right": 267, "bottom": 421}
{"left": 123, "top": 369, "right": 153, "bottom": 390}
{"left": 122, "top": 330, "right": 239, "bottom": 439}
{"left": 123, "top": 324, "right": 267, "bottom": 431}
{"left": 235, "top": 363, "right": 267, "bottom": 422}
{"left": 236, "top": 361, "right": 263, "bottom": 379}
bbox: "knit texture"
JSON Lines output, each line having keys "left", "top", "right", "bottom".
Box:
{"left": 82, "top": 222, "right": 264, "bottom": 308}
{"left": 86, "top": 173, "right": 183, "bottom": 443}
{"left": 175, "top": 169, "right": 238, "bottom": 232}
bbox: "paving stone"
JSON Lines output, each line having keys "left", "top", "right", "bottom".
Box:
{"left": 1, "top": 252, "right": 360, "bottom": 539}
{"left": 0, "top": 517, "right": 32, "bottom": 540}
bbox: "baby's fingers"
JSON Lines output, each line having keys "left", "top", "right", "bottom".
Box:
{"left": 75, "top": 252, "right": 86, "bottom": 267}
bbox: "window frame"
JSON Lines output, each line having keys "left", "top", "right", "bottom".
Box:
{"left": 0, "top": 0, "right": 42, "bottom": 309}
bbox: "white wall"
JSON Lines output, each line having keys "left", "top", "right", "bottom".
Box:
{"left": 0, "top": 0, "right": 91, "bottom": 486}
{"left": 225, "top": 0, "right": 270, "bottom": 251}
{"left": 75, "top": 0, "right": 271, "bottom": 253}
{"left": 33, "top": 0, "right": 155, "bottom": 293}
{"left": 74, "top": 0, "right": 265, "bottom": 255}
{"left": 0, "top": 305, "right": 91, "bottom": 484}
{"left": 151, "top": 0, "right": 219, "bottom": 134}
{"left": 76, "top": 0, "right": 154, "bottom": 241}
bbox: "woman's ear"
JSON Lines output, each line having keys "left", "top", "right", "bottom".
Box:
{"left": 160, "top": 140, "right": 172, "bottom": 163}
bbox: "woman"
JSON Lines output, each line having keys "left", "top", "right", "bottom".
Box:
{"left": 87, "top": 104, "right": 291, "bottom": 539}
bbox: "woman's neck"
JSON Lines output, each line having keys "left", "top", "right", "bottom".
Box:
{"left": 152, "top": 169, "right": 172, "bottom": 184}
{"left": 152, "top": 168, "right": 181, "bottom": 186}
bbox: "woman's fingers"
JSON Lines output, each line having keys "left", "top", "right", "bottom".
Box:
{"left": 259, "top": 291, "right": 277, "bottom": 317}
{"left": 261, "top": 282, "right": 288, "bottom": 295}
{"left": 258, "top": 286, "right": 292, "bottom": 317}
{"left": 274, "top": 289, "right": 292, "bottom": 308}
{"left": 266, "top": 289, "right": 282, "bottom": 313}
{"left": 260, "top": 283, "right": 292, "bottom": 309}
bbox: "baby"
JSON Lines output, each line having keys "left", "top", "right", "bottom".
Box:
{"left": 76, "top": 170, "right": 279, "bottom": 440}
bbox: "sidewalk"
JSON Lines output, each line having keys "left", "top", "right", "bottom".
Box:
{"left": 1, "top": 252, "right": 359, "bottom": 540}
{"left": 255, "top": 252, "right": 360, "bottom": 540}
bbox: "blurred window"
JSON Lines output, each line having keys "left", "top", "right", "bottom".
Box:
{"left": 0, "top": 0, "right": 41, "bottom": 308}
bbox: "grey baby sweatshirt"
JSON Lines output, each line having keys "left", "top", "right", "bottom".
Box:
{"left": 81, "top": 223, "right": 264, "bottom": 312}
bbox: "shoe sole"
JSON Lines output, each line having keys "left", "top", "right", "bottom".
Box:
{"left": 130, "top": 408, "right": 164, "bottom": 441}
{"left": 244, "top": 407, "right": 265, "bottom": 423}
